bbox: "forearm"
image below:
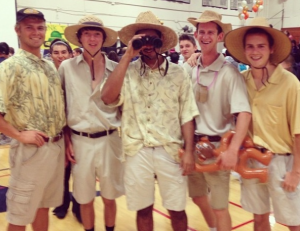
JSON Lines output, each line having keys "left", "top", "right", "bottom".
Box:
{"left": 0, "top": 114, "right": 21, "bottom": 140}
{"left": 101, "top": 54, "right": 132, "bottom": 104}
{"left": 292, "top": 134, "right": 300, "bottom": 175}
{"left": 229, "top": 112, "right": 252, "bottom": 151}
{"left": 181, "top": 120, "right": 195, "bottom": 152}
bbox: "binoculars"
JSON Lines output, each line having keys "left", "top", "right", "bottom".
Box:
{"left": 132, "top": 36, "right": 163, "bottom": 50}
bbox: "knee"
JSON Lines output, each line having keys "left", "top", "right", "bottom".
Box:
{"left": 254, "top": 214, "right": 269, "bottom": 224}
{"left": 102, "top": 198, "right": 116, "bottom": 207}
{"left": 213, "top": 208, "right": 228, "bottom": 217}
{"left": 192, "top": 196, "right": 208, "bottom": 206}
{"left": 137, "top": 206, "right": 153, "bottom": 217}
{"left": 168, "top": 210, "right": 187, "bottom": 220}
{"left": 81, "top": 200, "right": 94, "bottom": 209}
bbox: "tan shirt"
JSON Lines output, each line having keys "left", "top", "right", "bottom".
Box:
{"left": 243, "top": 65, "right": 300, "bottom": 153}
{"left": 59, "top": 54, "right": 121, "bottom": 133}
{"left": 183, "top": 54, "right": 251, "bottom": 136}
{"left": 0, "top": 49, "right": 65, "bottom": 137}
{"left": 111, "top": 58, "right": 199, "bottom": 161}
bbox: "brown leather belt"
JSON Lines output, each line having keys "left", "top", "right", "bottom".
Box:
{"left": 255, "top": 146, "right": 291, "bottom": 156}
{"left": 194, "top": 134, "right": 221, "bottom": 142}
{"left": 43, "top": 131, "right": 63, "bottom": 143}
{"left": 71, "top": 129, "right": 115, "bottom": 139}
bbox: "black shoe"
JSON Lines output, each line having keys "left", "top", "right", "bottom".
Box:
{"left": 53, "top": 209, "right": 67, "bottom": 219}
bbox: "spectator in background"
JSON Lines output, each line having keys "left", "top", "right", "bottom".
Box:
{"left": 291, "top": 40, "right": 299, "bottom": 55}
{"left": 73, "top": 47, "right": 82, "bottom": 57}
{"left": 50, "top": 39, "right": 73, "bottom": 69}
{"left": 0, "top": 42, "right": 9, "bottom": 62}
{"left": 224, "top": 49, "right": 239, "bottom": 68}
{"left": 281, "top": 54, "right": 300, "bottom": 80}
{"left": 107, "top": 50, "right": 119, "bottom": 63}
{"left": 9, "top": 47, "right": 15, "bottom": 56}
{"left": 169, "top": 51, "right": 180, "bottom": 64}
{"left": 179, "top": 34, "right": 198, "bottom": 63}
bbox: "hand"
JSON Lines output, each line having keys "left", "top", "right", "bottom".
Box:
{"left": 180, "top": 150, "right": 195, "bottom": 175}
{"left": 186, "top": 53, "right": 201, "bottom": 67}
{"left": 65, "top": 138, "right": 76, "bottom": 164}
{"left": 125, "top": 33, "right": 146, "bottom": 59}
{"left": 282, "top": 171, "right": 300, "bottom": 192}
{"left": 17, "top": 130, "right": 48, "bottom": 147}
{"left": 217, "top": 148, "right": 238, "bottom": 171}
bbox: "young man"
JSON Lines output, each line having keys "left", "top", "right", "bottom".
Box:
{"left": 225, "top": 17, "right": 300, "bottom": 231}
{"left": 49, "top": 39, "right": 73, "bottom": 69}
{"left": 183, "top": 10, "right": 252, "bottom": 231}
{"left": 101, "top": 11, "right": 199, "bottom": 231}
{"left": 60, "top": 15, "right": 124, "bottom": 231}
{"left": 0, "top": 8, "right": 65, "bottom": 231}
{"left": 179, "top": 34, "right": 198, "bottom": 63}
{"left": 73, "top": 47, "right": 82, "bottom": 57}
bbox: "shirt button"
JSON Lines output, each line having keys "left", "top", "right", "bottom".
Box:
{"left": 148, "top": 106, "right": 150, "bottom": 108}
{"left": 150, "top": 82, "right": 152, "bottom": 84}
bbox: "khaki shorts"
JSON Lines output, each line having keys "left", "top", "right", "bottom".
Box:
{"left": 6, "top": 138, "right": 65, "bottom": 226}
{"left": 241, "top": 154, "right": 300, "bottom": 226}
{"left": 71, "top": 130, "right": 124, "bottom": 204}
{"left": 188, "top": 141, "right": 230, "bottom": 210}
{"left": 124, "top": 147, "right": 187, "bottom": 211}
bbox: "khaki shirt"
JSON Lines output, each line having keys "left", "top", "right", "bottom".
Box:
{"left": 111, "top": 58, "right": 199, "bottom": 162}
{"left": 183, "top": 54, "right": 251, "bottom": 136}
{"left": 243, "top": 65, "right": 300, "bottom": 153}
{"left": 59, "top": 54, "right": 121, "bottom": 133}
{"left": 0, "top": 49, "right": 65, "bottom": 137}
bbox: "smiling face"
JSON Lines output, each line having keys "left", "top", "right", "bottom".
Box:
{"left": 79, "top": 28, "right": 105, "bottom": 55}
{"left": 244, "top": 33, "right": 274, "bottom": 69}
{"left": 137, "top": 29, "right": 162, "bottom": 60}
{"left": 51, "top": 44, "right": 72, "bottom": 69}
{"left": 194, "top": 22, "right": 223, "bottom": 55}
{"left": 15, "top": 17, "right": 46, "bottom": 54}
{"left": 179, "top": 40, "right": 197, "bottom": 61}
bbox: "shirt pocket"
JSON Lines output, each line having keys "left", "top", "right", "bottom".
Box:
{"left": 265, "top": 105, "right": 283, "bottom": 126}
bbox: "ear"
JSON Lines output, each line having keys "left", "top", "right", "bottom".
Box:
{"left": 217, "top": 32, "right": 224, "bottom": 42}
{"left": 270, "top": 46, "right": 274, "bottom": 54}
{"left": 194, "top": 31, "right": 198, "bottom": 39}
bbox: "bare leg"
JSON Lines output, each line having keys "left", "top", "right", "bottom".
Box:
{"left": 253, "top": 213, "right": 271, "bottom": 231}
{"left": 81, "top": 200, "right": 94, "bottom": 230}
{"left": 168, "top": 210, "right": 187, "bottom": 231}
{"left": 213, "top": 208, "right": 231, "bottom": 231}
{"left": 7, "top": 224, "right": 25, "bottom": 231}
{"left": 32, "top": 208, "right": 49, "bottom": 231}
{"left": 102, "top": 197, "right": 116, "bottom": 227}
{"left": 137, "top": 205, "right": 153, "bottom": 231}
{"left": 192, "top": 196, "right": 216, "bottom": 229}
{"left": 288, "top": 226, "right": 300, "bottom": 231}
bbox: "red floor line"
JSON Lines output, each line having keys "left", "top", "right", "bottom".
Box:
{"left": 152, "top": 208, "right": 197, "bottom": 231}
{"left": 229, "top": 201, "right": 242, "bottom": 208}
{"left": 0, "top": 174, "right": 10, "bottom": 178}
{"left": 232, "top": 219, "right": 254, "bottom": 230}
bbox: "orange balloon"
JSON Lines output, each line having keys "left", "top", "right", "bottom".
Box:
{"left": 244, "top": 12, "right": 249, "bottom": 20}
{"left": 252, "top": 5, "right": 258, "bottom": 12}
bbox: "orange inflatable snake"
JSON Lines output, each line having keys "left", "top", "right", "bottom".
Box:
{"left": 179, "top": 131, "right": 273, "bottom": 183}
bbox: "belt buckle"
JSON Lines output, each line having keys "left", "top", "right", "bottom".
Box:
{"left": 48, "top": 136, "right": 54, "bottom": 142}
{"left": 107, "top": 130, "right": 109, "bottom": 136}
{"left": 87, "top": 132, "right": 91, "bottom": 138}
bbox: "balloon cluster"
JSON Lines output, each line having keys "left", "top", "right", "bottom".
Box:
{"left": 238, "top": 0, "right": 249, "bottom": 20}
{"left": 252, "top": 0, "right": 264, "bottom": 12}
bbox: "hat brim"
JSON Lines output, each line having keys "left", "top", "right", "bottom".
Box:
{"left": 64, "top": 24, "right": 118, "bottom": 47}
{"left": 188, "top": 17, "right": 232, "bottom": 40}
{"left": 224, "top": 26, "right": 292, "bottom": 65}
{"left": 118, "top": 23, "right": 178, "bottom": 53}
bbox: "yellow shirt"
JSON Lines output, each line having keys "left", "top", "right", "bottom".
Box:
{"left": 112, "top": 58, "right": 199, "bottom": 162}
{"left": 0, "top": 49, "right": 65, "bottom": 137}
{"left": 242, "top": 65, "right": 300, "bottom": 153}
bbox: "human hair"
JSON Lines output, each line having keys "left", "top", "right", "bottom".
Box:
{"left": 0, "top": 42, "right": 9, "bottom": 55}
{"left": 9, "top": 47, "right": 14, "bottom": 55}
{"left": 169, "top": 52, "right": 180, "bottom": 64}
{"left": 73, "top": 47, "right": 82, "bottom": 54}
{"left": 243, "top": 28, "right": 274, "bottom": 49}
{"left": 196, "top": 22, "right": 222, "bottom": 34}
{"left": 77, "top": 27, "right": 107, "bottom": 44}
{"left": 49, "top": 39, "right": 72, "bottom": 54}
{"left": 107, "top": 50, "right": 119, "bottom": 63}
{"left": 179, "top": 34, "right": 196, "bottom": 46}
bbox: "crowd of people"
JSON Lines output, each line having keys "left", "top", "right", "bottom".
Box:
{"left": 0, "top": 7, "right": 300, "bottom": 231}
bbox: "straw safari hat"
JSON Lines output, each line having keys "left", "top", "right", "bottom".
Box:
{"left": 64, "top": 15, "right": 118, "bottom": 47}
{"left": 224, "top": 17, "right": 291, "bottom": 65}
{"left": 188, "top": 10, "right": 232, "bottom": 37}
{"left": 118, "top": 11, "right": 178, "bottom": 53}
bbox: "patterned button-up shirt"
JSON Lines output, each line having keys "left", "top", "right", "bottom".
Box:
{"left": 112, "top": 58, "right": 199, "bottom": 162}
{"left": 0, "top": 49, "right": 65, "bottom": 137}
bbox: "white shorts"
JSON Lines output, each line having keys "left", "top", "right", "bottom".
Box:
{"left": 241, "top": 154, "right": 300, "bottom": 226}
{"left": 71, "top": 130, "right": 124, "bottom": 204}
{"left": 124, "top": 147, "right": 187, "bottom": 211}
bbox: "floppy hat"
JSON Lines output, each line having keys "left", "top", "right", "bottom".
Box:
{"left": 17, "top": 8, "right": 45, "bottom": 23}
{"left": 224, "top": 17, "right": 291, "bottom": 65}
{"left": 64, "top": 15, "right": 118, "bottom": 47}
{"left": 118, "top": 11, "right": 178, "bottom": 53}
{"left": 188, "top": 10, "right": 232, "bottom": 37}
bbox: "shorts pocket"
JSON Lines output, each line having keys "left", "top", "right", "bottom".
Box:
{"left": 9, "top": 141, "right": 20, "bottom": 168}
{"left": 6, "top": 177, "right": 35, "bottom": 215}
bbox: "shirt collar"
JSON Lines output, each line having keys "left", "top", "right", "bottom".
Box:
{"left": 137, "top": 57, "right": 167, "bottom": 72}
{"left": 198, "top": 53, "right": 225, "bottom": 72}
{"left": 75, "top": 53, "right": 114, "bottom": 71}
{"left": 18, "top": 49, "right": 45, "bottom": 63}
{"left": 244, "top": 65, "right": 282, "bottom": 85}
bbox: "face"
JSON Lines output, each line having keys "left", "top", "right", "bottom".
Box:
{"left": 179, "top": 40, "right": 197, "bottom": 61}
{"left": 51, "top": 44, "right": 72, "bottom": 69}
{"left": 138, "top": 29, "right": 162, "bottom": 60}
{"left": 79, "top": 29, "right": 104, "bottom": 55}
{"left": 194, "top": 22, "right": 223, "bottom": 54}
{"left": 15, "top": 17, "right": 46, "bottom": 53}
{"left": 244, "top": 33, "right": 274, "bottom": 68}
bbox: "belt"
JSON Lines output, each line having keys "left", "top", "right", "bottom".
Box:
{"left": 71, "top": 129, "right": 115, "bottom": 139}
{"left": 255, "top": 146, "right": 291, "bottom": 156}
{"left": 194, "top": 134, "right": 221, "bottom": 142}
{"left": 43, "top": 131, "right": 63, "bottom": 143}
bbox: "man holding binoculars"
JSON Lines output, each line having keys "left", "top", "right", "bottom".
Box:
{"left": 101, "top": 11, "right": 199, "bottom": 231}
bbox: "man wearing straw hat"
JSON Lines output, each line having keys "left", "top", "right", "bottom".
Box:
{"left": 101, "top": 11, "right": 199, "bottom": 231}
{"left": 60, "top": 15, "right": 124, "bottom": 231}
{"left": 0, "top": 8, "right": 65, "bottom": 231}
{"left": 184, "top": 10, "right": 252, "bottom": 231}
{"left": 225, "top": 17, "right": 300, "bottom": 231}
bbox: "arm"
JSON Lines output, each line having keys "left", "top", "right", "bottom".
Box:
{"left": 101, "top": 34, "right": 144, "bottom": 104}
{"left": 282, "top": 134, "right": 300, "bottom": 192}
{"left": 218, "top": 111, "right": 252, "bottom": 170}
{"left": 181, "top": 120, "right": 195, "bottom": 175}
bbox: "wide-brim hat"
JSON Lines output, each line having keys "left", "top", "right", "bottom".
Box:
{"left": 64, "top": 15, "right": 118, "bottom": 47}
{"left": 224, "top": 17, "right": 291, "bottom": 65}
{"left": 118, "top": 11, "right": 178, "bottom": 53}
{"left": 188, "top": 10, "right": 232, "bottom": 39}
